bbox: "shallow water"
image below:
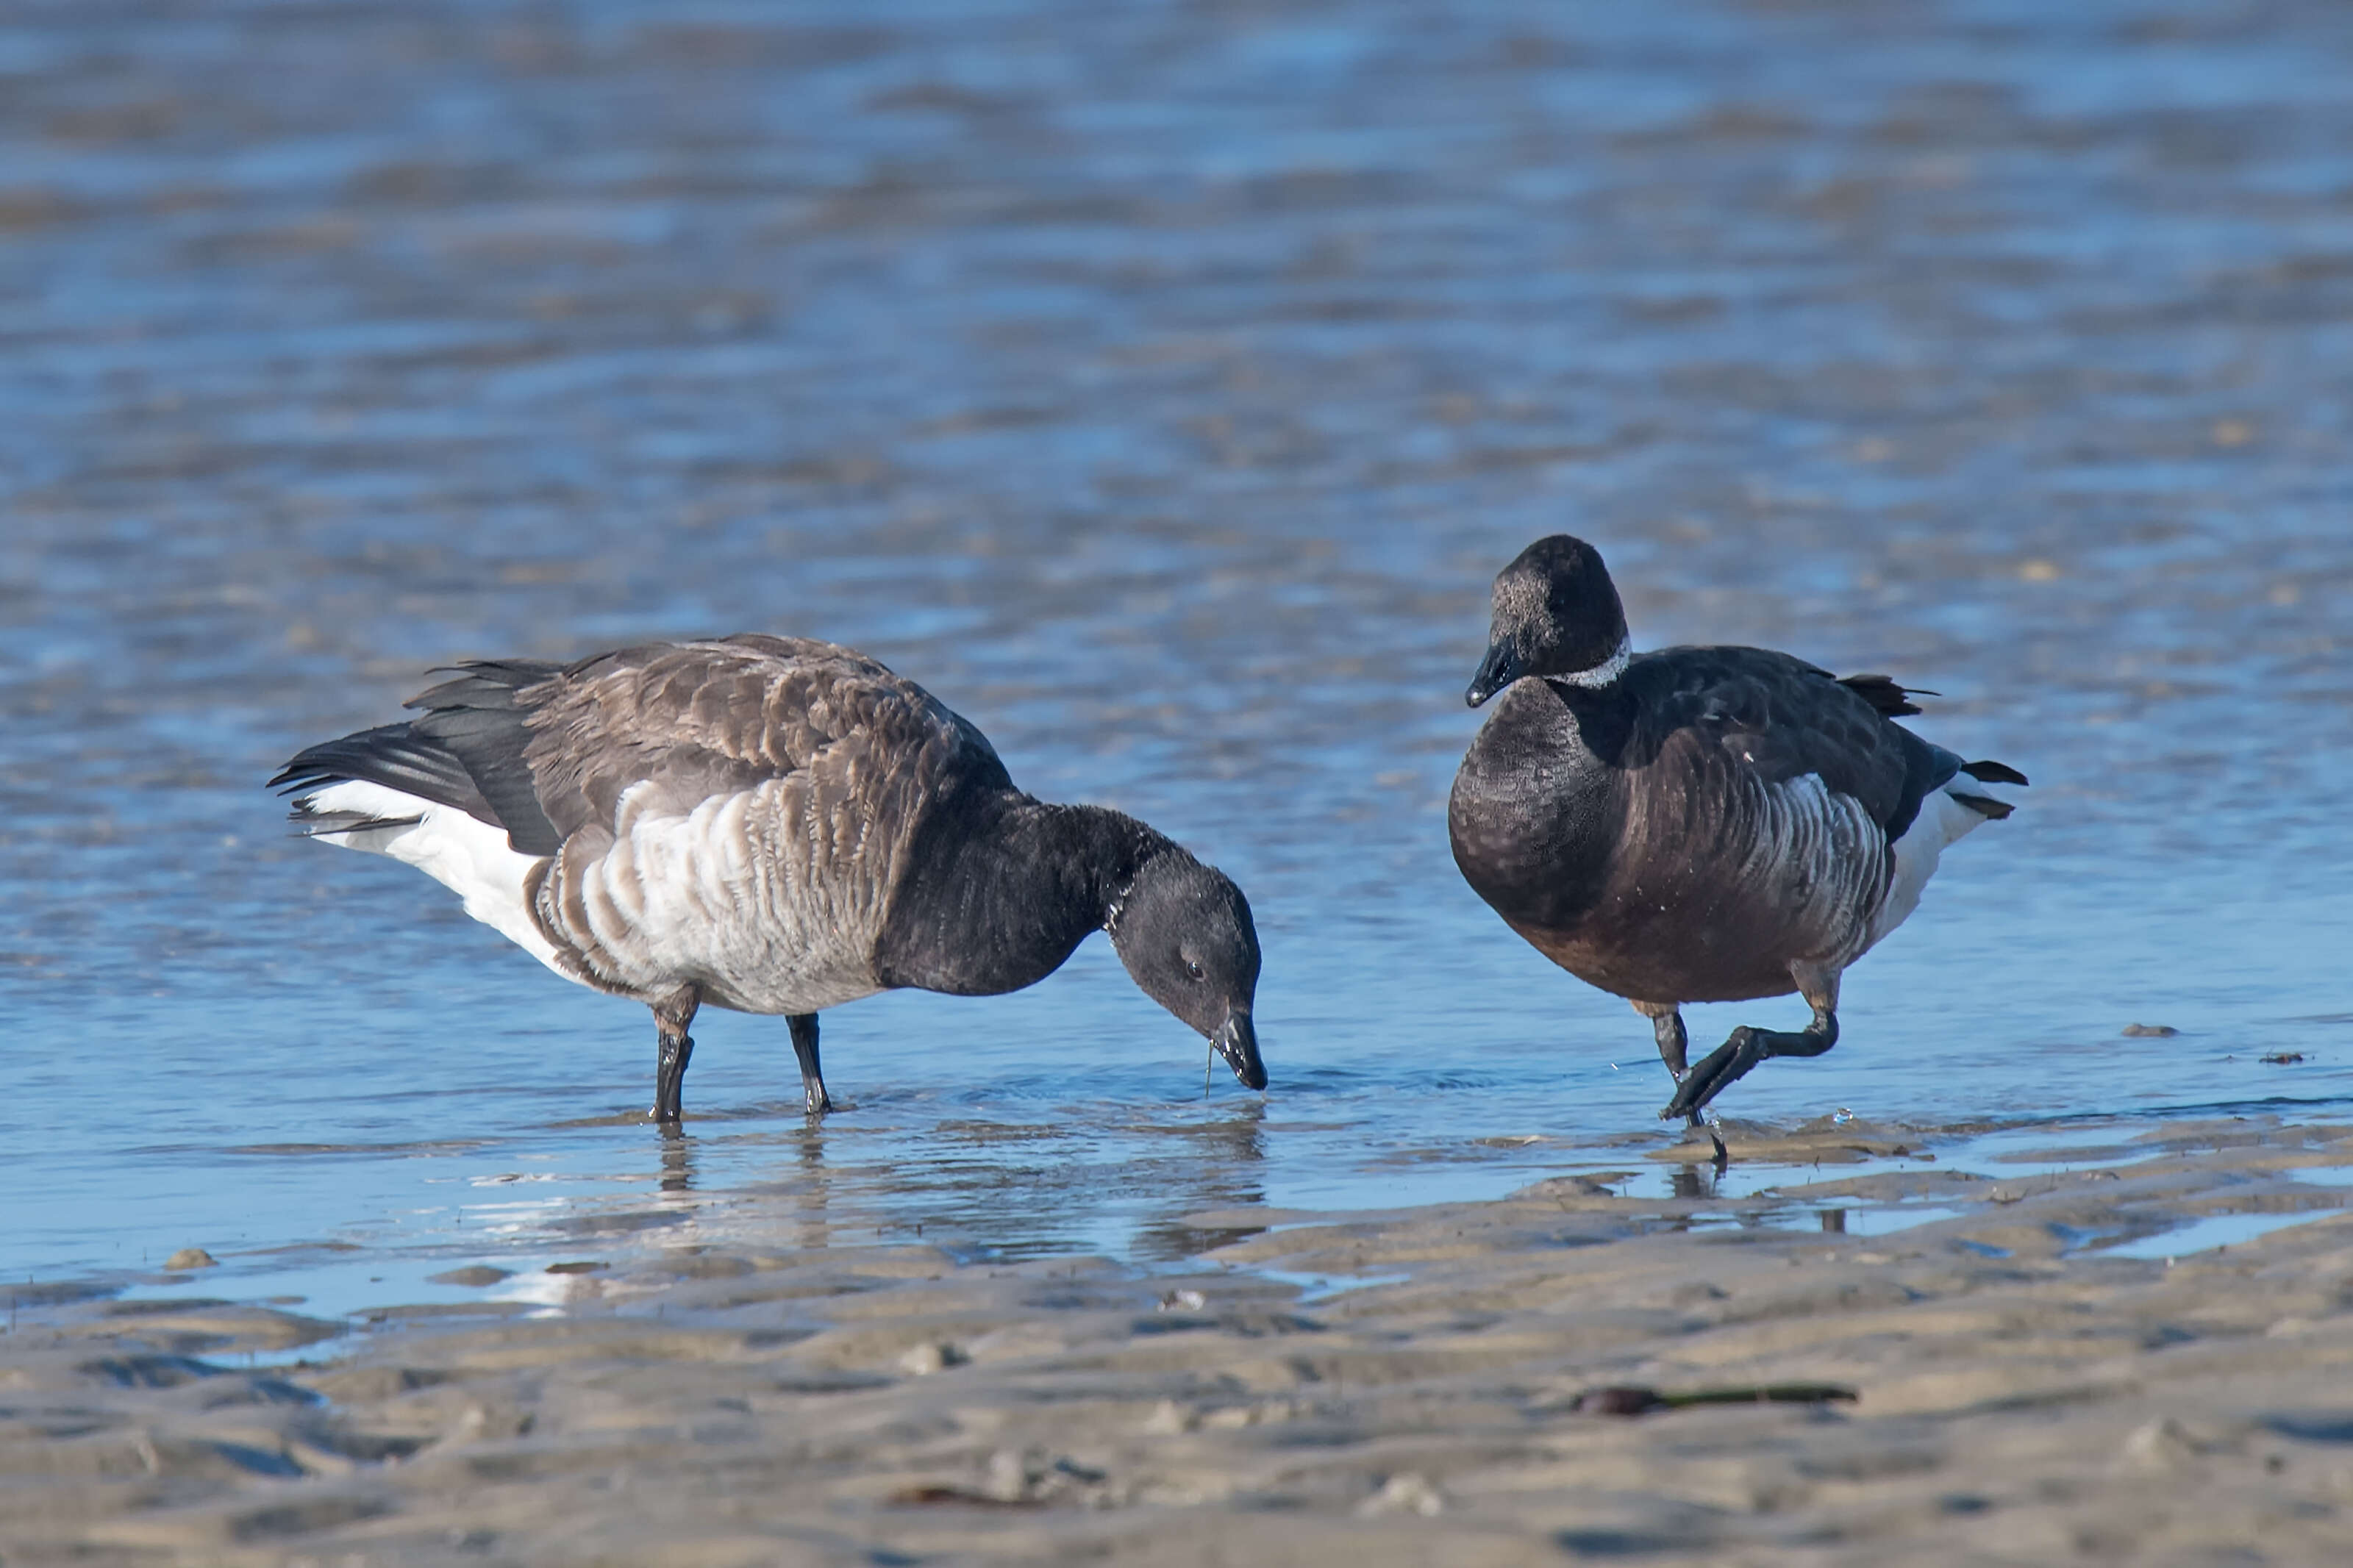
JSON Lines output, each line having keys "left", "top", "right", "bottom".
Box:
{"left": 3, "top": 0, "right": 2350, "bottom": 1317}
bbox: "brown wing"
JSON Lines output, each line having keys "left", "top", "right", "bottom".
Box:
{"left": 517, "top": 634, "right": 1013, "bottom": 843}
{"left": 404, "top": 635, "right": 1011, "bottom": 857}
{"left": 495, "top": 637, "right": 1018, "bottom": 998}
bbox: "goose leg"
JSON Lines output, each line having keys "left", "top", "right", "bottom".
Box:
{"left": 1662, "top": 972, "right": 1840, "bottom": 1123}
{"left": 651, "top": 985, "right": 700, "bottom": 1125}
{"left": 788, "top": 1013, "right": 834, "bottom": 1117}
{"left": 1635, "top": 1000, "right": 1689, "bottom": 1078}
{"left": 1633, "top": 1000, "right": 1714, "bottom": 1133}
{"left": 1635, "top": 1000, "right": 1726, "bottom": 1165}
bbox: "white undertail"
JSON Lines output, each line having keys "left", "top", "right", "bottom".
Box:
{"left": 1865, "top": 780, "right": 2005, "bottom": 951}
{"left": 296, "top": 781, "right": 570, "bottom": 978}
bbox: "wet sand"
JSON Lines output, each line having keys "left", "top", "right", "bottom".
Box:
{"left": 10, "top": 1117, "right": 2352, "bottom": 1566}
{"left": 6, "top": 1, "right": 2352, "bottom": 1558}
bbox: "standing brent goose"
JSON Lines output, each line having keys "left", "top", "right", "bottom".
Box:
{"left": 1449, "top": 537, "right": 2024, "bottom": 1134}
{"left": 272, "top": 635, "right": 1265, "bottom": 1123}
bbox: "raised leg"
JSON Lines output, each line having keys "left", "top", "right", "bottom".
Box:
{"left": 1662, "top": 970, "right": 1841, "bottom": 1123}
{"left": 788, "top": 1012, "right": 834, "bottom": 1117}
{"left": 651, "top": 984, "right": 700, "bottom": 1125}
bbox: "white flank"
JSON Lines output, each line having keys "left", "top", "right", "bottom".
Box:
{"left": 555, "top": 778, "right": 887, "bottom": 1016}
{"left": 1865, "top": 781, "right": 2002, "bottom": 950}
{"left": 298, "top": 781, "right": 571, "bottom": 979}
{"left": 1740, "top": 771, "right": 1888, "bottom": 964}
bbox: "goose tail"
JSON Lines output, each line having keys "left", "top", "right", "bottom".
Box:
{"left": 1948, "top": 758, "right": 2027, "bottom": 820}
{"left": 271, "top": 722, "right": 496, "bottom": 834}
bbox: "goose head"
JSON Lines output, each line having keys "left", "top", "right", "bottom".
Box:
{"left": 1467, "top": 534, "right": 1631, "bottom": 706}
{"left": 1109, "top": 851, "right": 1266, "bottom": 1090}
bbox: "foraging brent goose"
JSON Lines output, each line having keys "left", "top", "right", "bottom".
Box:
{"left": 272, "top": 634, "right": 1265, "bottom": 1123}
{"left": 1449, "top": 537, "right": 2025, "bottom": 1131}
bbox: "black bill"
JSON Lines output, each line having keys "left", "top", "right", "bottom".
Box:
{"left": 1214, "top": 1010, "right": 1267, "bottom": 1091}
{"left": 1465, "top": 638, "right": 1521, "bottom": 708}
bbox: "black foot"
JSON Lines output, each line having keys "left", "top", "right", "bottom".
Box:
{"left": 653, "top": 1030, "right": 695, "bottom": 1123}
{"left": 1659, "top": 1009, "right": 1839, "bottom": 1123}
{"left": 1661, "top": 1026, "right": 1768, "bottom": 1121}
{"left": 1667, "top": 1108, "right": 1730, "bottom": 1172}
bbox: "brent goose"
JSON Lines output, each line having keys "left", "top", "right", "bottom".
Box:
{"left": 272, "top": 634, "right": 1265, "bottom": 1123}
{"left": 1449, "top": 537, "right": 2024, "bottom": 1131}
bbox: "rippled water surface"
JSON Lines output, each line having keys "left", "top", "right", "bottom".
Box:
{"left": 4, "top": 0, "right": 2350, "bottom": 1312}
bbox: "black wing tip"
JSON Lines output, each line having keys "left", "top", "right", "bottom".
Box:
{"left": 269, "top": 756, "right": 354, "bottom": 796}
{"left": 263, "top": 721, "right": 509, "bottom": 839}
{"left": 268, "top": 723, "right": 416, "bottom": 793}
{"left": 1960, "top": 758, "right": 2029, "bottom": 787}
{"left": 1835, "top": 672, "right": 1936, "bottom": 719}
{"left": 1949, "top": 792, "right": 2015, "bottom": 821}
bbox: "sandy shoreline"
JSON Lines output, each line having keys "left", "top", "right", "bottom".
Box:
{"left": 8, "top": 1117, "right": 2353, "bottom": 1566}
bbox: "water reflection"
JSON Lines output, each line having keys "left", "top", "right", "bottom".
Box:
{"left": 656, "top": 1134, "right": 694, "bottom": 1196}
{"left": 1133, "top": 1100, "right": 1271, "bottom": 1261}
{"left": 1, "top": 0, "right": 2350, "bottom": 1300}
{"left": 710, "top": 1095, "right": 1282, "bottom": 1263}
{"left": 1668, "top": 1165, "right": 1721, "bottom": 1203}
{"left": 773, "top": 1123, "right": 839, "bottom": 1256}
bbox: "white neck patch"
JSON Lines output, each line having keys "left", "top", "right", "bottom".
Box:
{"left": 1558, "top": 638, "right": 1632, "bottom": 689}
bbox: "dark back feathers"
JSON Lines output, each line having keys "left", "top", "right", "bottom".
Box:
{"left": 1613, "top": 649, "right": 1936, "bottom": 828}
{"left": 1832, "top": 672, "right": 1932, "bottom": 719}
{"left": 1533, "top": 647, "right": 1979, "bottom": 845}
{"left": 281, "top": 637, "right": 1015, "bottom": 866}
{"left": 514, "top": 636, "right": 1013, "bottom": 853}
{"left": 405, "top": 660, "right": 568, "bottom": 854}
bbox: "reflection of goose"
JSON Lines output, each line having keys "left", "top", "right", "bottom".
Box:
{"left": 1134, "top": 1100, "right": 1270, "bottom": 1261}
{"left": 274, "top": 635, "right": 1265, "bottom": 1123}
{"left": 1450, "top": 537, "right": 2026, "bottom": 1128}
{"left": 657, "top": 1136, "right": 693, "bottom": 1196}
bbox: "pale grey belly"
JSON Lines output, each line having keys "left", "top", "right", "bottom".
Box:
{"left": 534, "top": 781, "right": 895, "bottom": 1014}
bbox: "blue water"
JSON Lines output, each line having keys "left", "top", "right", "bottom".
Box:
{"left": 2, "top": 0, "right": 2350, "bottom": 1317}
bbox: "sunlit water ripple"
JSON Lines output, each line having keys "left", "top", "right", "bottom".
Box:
{"left": 1, "top": 0, "right": 2349, "bottom": 1318}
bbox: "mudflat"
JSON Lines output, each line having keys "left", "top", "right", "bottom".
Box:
{"left": 9, "top": 1117, "right": 2352, "bottom": 1566}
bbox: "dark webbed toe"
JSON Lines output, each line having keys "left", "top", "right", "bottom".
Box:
{"left": 1660, "top": 1004, "right": 1839, "bottom": 1122}
{"left": 1660, "top": 1027, "right": 1763, "bottom": 1121}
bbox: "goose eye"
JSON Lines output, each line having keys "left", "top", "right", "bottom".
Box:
{"left": 1185, "top": 959, "right": 1204, "bottom": 981}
